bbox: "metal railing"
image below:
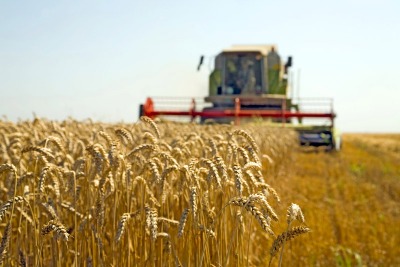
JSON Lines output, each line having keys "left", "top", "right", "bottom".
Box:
{"left": 142, "top": 96, "right": 336, "bottom": 127}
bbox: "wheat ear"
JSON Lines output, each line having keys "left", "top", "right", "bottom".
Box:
{"left": 0, "top": 223, "right": 11, "bottom": 264}
{"left": 277, "top": 203, "right": 306, "bottom": 267}
{"left": 269, "top": 226, "right": 311, "bottom": 264}
{"left": 41, "top": 219, "right": 70, "bottom": 241}
{"left": 19, "top": 249, "right": 26, "bottom": 267}
{"left": 141, "top": 116, "right": 161, "bottom": 139}
{"left": 0, "top": 196, "right": 25, "bottom": 222}
{"left": 177, "top": 208, "right": 189, "bottom": 238}
{"left": 21, "top": 146, "right": 55, "bottom": 160}
{"left": 230, "top": 197, "right": 274, "bottom": 237}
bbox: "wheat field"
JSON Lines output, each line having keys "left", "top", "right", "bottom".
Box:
{"left": 0, "top": 118, "right": 398, "bottom": 266}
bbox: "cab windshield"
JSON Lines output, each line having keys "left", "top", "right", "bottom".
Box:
{"left": 223, "top": 53, "right": 262, "bottom": 95}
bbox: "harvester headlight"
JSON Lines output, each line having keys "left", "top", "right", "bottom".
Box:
{"left": 320, "top": 133, "right": 331, "bottom": 140}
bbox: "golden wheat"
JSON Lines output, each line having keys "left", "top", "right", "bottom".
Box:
{"left": 0, "top": 117, "right": 306, "bottom": 266}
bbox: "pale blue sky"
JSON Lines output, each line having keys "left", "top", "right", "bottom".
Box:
{"left": 1, "top": 0, "right": 399, "bottom": 132}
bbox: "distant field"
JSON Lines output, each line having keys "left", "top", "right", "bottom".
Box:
{"left": 275, "top": 133, "right": 400, "bottom": 266}
{"left": 345, "top": 133, "right": 400, "bottom": 156}
{"left": 0, "top": 119, "right": 398, "bottom": 266}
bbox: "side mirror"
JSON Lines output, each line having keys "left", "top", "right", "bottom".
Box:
{"left": 285, "top": 56, "right": 292, "bottom": 68}
{"left": 284, "top": 56, "right": 292, "bottom": 73}
{"left": 197, "top": 55, "right": 204, "bottom": 71}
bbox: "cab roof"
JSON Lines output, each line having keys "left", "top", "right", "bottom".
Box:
{"left": 222, "top": 45, "right": 277, "bottom": 56}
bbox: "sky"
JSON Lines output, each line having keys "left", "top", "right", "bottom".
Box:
{"left": 1, "top": 0, "right": 399, "bottom": 132}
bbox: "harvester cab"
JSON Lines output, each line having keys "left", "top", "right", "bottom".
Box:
{"left": 208, "top": 45, "right": 288, "bottom": 97}
{"left": 140, "top": 45, "right": 340, "bottom": 151}
{"left": 202, "top": 45, "right": 294, "bottom": 123}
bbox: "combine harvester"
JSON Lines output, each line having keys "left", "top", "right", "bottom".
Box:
{"left": 140, "top": 45, "right": 340, "bottom": 151}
